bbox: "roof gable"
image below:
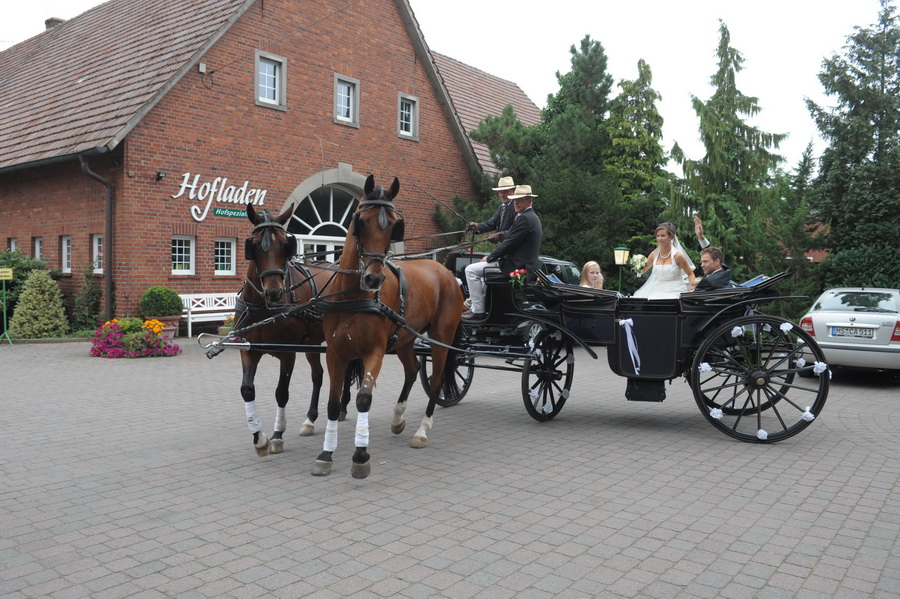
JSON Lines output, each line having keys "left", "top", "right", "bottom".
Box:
{"left": 431, "top": 52, "right": 541, "bottom": 175}
{"left": 0, "top": 0, "right": 250, "bottom": 171}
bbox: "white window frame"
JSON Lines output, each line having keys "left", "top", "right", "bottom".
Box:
{"left": 8, "top": 238, "right": 16, "bottom": 252}
{"left": 214, "top": 238, "right": 236, "bottom": 276}
{"left": 171, "top": 236, "right": 195, "bottom": 275}
{"left": 255, "top": 51, "right": 287, "bottom": 110}
{"left": 61, "top": 236, "right": 72, "bottom": 274}
{"left": 334, "top": 74, "right": 360, "bottom": 127}
{"left": 33, "top": 237, "right": 43, "bottom": 260}
{"left": 92, "top": 234, "right": 103, "bottom": 274}
{"left": 398, "top": 93, "right": 419, "bottom": 140}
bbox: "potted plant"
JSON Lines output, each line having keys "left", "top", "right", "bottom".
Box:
{"left": 139, "top": 286, "right": 183, "bottom": 337}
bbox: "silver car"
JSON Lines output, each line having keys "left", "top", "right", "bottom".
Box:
{"left": 799, "top": 288, "right": 900, "bottom": 373}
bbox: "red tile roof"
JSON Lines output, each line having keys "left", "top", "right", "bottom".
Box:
{"left": 431, "top": 52, "right": 541, "bottom": 175}
{"left": 0, "top": 0, "right": 249, "bottom": 171}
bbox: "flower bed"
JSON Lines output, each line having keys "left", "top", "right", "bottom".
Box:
{"left": 90, "top": 318, "right": 182, "bottom": 358}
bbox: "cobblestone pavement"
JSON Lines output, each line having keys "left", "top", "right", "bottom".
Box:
{"left": 1, "top": 338, "right": 898, "bottom": 598}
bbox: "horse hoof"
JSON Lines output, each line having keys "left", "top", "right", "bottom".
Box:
{"left": 269, "top": 439, "right": 284, "bottom": 454}
{"left": 312, "top": 460, "right": 332, "bottom": 476}
{"left": 255, "top": 433, "right": 270, "bottom": 457}
{"left": 351, "top": 461, "right": 371, "bottom": 479}
{"left": 298, "top": 423, "right": 315, "bottom": 436}
{"left": 391, "top": 420, "right": 406, "bottom": 435}
{"left": 338, "top": 410, "right": 348, "bottom": 422}
{"left": 410, "top": 436, "right": 428, "bottom": 449}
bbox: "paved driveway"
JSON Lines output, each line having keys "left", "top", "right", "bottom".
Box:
{"left": 1, "top": 339, "right": 898, "bottom": 598}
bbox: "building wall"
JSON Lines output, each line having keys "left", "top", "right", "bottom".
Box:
{"left": 0, "top": 0, "right": 479, "bottom": 321}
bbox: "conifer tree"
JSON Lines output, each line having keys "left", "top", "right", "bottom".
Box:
{"left": 671, "top": 21, "right": 786, "bottom": 279}
{"left": 9, "top": 269, "right": 69, "bottom": 339}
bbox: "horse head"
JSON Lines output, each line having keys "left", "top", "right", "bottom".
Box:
{"left": 352, "top": 175, "right": 404, "bottom": 291}
{"left": 245, "top": 203, "right": 297, "bottom": 304}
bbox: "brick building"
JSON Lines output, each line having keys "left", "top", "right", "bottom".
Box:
{"left": 0, "top": 0, "right": 539, "bottom": 322}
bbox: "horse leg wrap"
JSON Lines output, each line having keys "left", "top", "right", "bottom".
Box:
{"left": 323, "top": 419, "right": 339, "bottom": 452}
{"left": 355, "top": 412, "right": 369, "bottom": 447}
{"left": 274, "top": 407, "right": 286, "bottom": 433}
{"left": 245, "top": 401, "right": 262, "bottom": 434}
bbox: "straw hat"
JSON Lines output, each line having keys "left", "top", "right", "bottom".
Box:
{"left": 491, "top": 176, "right": 516, "bottom": 191}
{"left": 508, "top": 185, "right": 538, "bottom": 199}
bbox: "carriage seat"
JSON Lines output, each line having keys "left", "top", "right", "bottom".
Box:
{"left": 180, "top": 292, "right": 237, "bottom": 337}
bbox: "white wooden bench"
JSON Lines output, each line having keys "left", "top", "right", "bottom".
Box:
{"left": 180, "top": 293, "right": 237, "bottom": 337}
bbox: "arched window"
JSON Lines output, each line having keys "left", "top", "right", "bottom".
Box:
{"left": 286, "top": 185, "right": 358, "bottom": 263}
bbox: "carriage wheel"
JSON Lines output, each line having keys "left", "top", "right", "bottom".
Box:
{"left": 691, "top": 315, "right": 829, "bottom": 443}
{"left": 521, "top": 329, "right": 575, "bottom": 422}
{"left": 418, "top": 354, "right": 475, "bottom": 407}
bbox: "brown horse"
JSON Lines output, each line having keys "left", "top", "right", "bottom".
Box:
{"left": 313, "top": 174, "right": 465, "bottom": 478}
{"left": 237, "top": 203, "right": 356, "bottom": 456}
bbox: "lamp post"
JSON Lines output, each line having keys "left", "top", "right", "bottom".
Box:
{"left": 613, "top": 246, "right": 630, "bottom": 292}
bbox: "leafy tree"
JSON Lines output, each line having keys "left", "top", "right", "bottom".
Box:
{"left": 9, "top": 269, "right": 69, "bottom": 339}
{"left": 670, "top": 20, "right": 786, "bottom": 281}
{"left": 71, "top": 262, "right": 103, "bottom": 331}
{"left": 807, "top": 0, "right": 900, "bottom": 269}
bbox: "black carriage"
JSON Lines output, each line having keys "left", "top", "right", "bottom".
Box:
{"left": 417, "top": 267, "right": 829, "bottom": 444}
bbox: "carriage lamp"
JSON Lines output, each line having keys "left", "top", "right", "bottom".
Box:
{"left": 155, "top": 170, "right": 167, "bottom": 182}
{"left": 613, "top": 246, "right": 630, "bottom": 292}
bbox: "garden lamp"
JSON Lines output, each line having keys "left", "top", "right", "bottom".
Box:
{"left": 613, "top": 246, "right": 630, "bottom": 292}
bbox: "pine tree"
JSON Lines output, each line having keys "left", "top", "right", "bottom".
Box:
{"left": 671, "top": 20, "right": 786, "bottom": 279}
{"left": 9, "top": 269, "right": 69, "bottom": 339}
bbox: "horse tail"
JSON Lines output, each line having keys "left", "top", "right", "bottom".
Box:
{"left": 441, "top": 321, "right": 464, "bottom": 388}
{"left": 347, "top": 357, "right": 365, "bottom": 388}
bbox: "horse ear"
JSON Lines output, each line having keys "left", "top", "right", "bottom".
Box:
{"left": 246, "top": 203, "right": 261, "bottom": 225}
{"left": 364, "top": 174, "right": 375, "bottom": 195}
{"left": 277, "top": 203, "right": 295, "bottom": 226}
{"left": 388, "top": 177, "right": 400, "bottom": 200}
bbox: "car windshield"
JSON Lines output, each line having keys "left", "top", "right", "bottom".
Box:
{"left": 814, "top": 291, "right": 898, "bottom": 313}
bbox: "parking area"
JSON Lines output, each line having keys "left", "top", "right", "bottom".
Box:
{"left": 1, "top": 339, "right": 898, "bottom": 598}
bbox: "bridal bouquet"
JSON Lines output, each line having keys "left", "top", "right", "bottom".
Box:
{"left": 630, "top": 254, "right": 647, "bottom": 273}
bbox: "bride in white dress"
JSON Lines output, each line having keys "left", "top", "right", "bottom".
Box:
{"left": 633, "top": 222, "right": 696, "bottom": 299}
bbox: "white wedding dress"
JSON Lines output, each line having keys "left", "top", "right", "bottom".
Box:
{"left": 633, "top": 249, "right": 690, "bottom": 299}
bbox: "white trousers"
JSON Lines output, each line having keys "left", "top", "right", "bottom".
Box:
{"left": 464, "top": 260, "right": 497, "bottom": 313}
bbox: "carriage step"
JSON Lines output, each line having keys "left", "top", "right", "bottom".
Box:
{"left": 625, "top": 379, "right": 666, "bottom": 402}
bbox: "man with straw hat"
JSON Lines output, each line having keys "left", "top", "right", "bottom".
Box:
{"left": 463, "top": 184, "right": 542, "bottom": 322}
{"left": 466, "top": 176, "right": 516, "bottom": 243}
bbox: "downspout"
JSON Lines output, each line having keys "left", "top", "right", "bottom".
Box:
{"left": 79, "top": 153, "right": 114, "bottom": 322}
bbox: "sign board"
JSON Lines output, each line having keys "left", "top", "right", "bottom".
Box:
{"left": 0, "top": 268, "right": 12, "bottom": 280}
{"left": 213, "top": 207, "right": 247, "bottom": 219}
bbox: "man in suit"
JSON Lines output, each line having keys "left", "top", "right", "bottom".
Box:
{"left": 462, "top": 184, "right": 543, "bottom": 322}
{"left": 467, "top": 176, "right": 516, "bottom": 243}
{"left": 693, "top": 246, "right": 733, "bottom": 291}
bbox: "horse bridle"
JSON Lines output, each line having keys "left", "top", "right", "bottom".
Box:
{"left": 352, "top": 193, "right": 405, "bottom": 285}
{"left": 244, "top": 219, "right": 297, "bottom": 305}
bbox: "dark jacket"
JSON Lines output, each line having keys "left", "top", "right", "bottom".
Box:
{"left": 476, "top": 201, "right": 515, "bottom": 235}
{"left": 487, "top": 207, "right": 542, "bottom": 281}
{"left": 695, "top": 266, "right": 733, "bottom": 291}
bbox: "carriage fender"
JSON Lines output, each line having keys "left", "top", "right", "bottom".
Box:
{"left": 505, "top": 313, "right": 598, "bottom": 359}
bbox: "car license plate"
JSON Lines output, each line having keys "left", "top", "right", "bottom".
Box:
{"left": 832, "top": 326, "right": 874, "bottom": 338}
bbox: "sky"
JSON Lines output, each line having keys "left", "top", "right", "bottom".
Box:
{"left": 1, "top": 0, "right": 886, "bottom": 172}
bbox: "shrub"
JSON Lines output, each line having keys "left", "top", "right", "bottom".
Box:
{"left": 116, "top": 317, "right": 145, "bottom": 334}
{"left": 71, "top": 262, "right": 103, "bottom": 331}
{"left": 90, "top": 319, "right": 181, "bottom": 358}
{"left": 139, "top": 286, "right": 183, "bottom": 317}
{"left": 9, "top": 269, "right": 69, "bottom": 339}
{"left": 823, "top": 246, "right": 900, "bottom": 289}
{"left": 0, "top": 249, "right": 54, "bottom": 334}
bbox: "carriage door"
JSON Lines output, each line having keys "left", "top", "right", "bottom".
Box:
{"left": 287, "top": 185, "right": 358, "bottom": 263}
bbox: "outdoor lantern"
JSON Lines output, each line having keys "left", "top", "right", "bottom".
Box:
{"left": 613, "top": 246, "right": 630, "bottom": 292}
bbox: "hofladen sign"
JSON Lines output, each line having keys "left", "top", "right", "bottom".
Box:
{"left": 172, "top": 172, "right": 268, "bottom": 222}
